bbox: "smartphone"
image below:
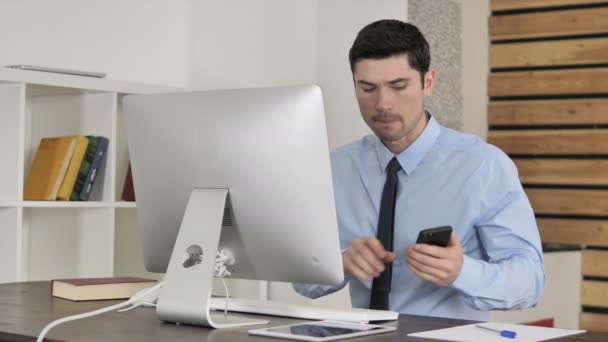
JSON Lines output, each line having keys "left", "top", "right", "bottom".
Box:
{"left": 416, "top": 225, "right": 453, "bottom": 247}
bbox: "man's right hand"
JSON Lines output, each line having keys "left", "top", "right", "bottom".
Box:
{"left": 342, "top": 237, "right": 396, "bottom": 281}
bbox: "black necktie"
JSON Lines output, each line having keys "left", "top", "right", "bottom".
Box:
{"left": 369, "top": 157, "right": 401, "bottom": 310}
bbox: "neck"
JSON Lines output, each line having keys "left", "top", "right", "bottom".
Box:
{"left": 382, "top": 111, "right": 428, "bottom": 154}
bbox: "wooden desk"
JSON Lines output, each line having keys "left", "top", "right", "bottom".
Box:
{"left": 1, "top": 282, "right": 606, "bottom": 341}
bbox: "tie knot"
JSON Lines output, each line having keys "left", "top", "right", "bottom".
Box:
{"left": 386, "top": 157, "right": 401, "bottom": 174}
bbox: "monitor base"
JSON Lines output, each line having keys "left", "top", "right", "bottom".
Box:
{"left": 156, "top": 188, "right": 268, "bottom": 329}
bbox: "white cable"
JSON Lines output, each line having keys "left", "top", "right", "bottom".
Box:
{"left": 215, "top": 249, "right": 233, "bottom": 317}
{"left": 117, "top": 250, "right": 234, "bottom": 314}
{"left": 117, "top": 301, "right": 157, "bottom": 312}
{"left": 37, "top": 282, "right": 163, "bottom": 342}
{"left": 39, "top": 251, "right": 233, "bottom": 340}
{"left": 219, "top": 277, "right": 230, "bottom": 317}
{"left": 214, "top": 249, "right": 233, "bottom": 278}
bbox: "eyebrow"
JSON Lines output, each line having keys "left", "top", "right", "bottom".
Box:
{"left": 388, "top": 78, "right": 410, "bottom": 85}
{"left": 357, "top": 78, "right": 411, "bottom": 87}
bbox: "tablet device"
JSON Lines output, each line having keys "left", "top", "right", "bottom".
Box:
{"left": 248, "top": 320, "right": 396, "bottom": 341}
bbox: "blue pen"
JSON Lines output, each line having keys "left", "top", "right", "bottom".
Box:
{"left": 475, "top": 325, "right": 517, "bottom": 338}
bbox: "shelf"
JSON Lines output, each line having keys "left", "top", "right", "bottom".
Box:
{"left": 0, "top": 201, "right": 136, "bottom": 208}
{"left": 0, "top": 67, "right": 178, "bottom": 95}
{"left": 114, "top": 201, "right": 136, "bottom": 208}
{"left": 0, "top": 71, "right": 155, "bottom": 282}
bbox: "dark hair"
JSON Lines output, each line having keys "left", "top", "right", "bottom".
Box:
{"left": 349, "top": 19, "right": 430, "bottom": 87}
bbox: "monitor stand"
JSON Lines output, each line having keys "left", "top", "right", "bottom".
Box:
{"left": 156, "top": 188, "right": 269, "bottom": 328}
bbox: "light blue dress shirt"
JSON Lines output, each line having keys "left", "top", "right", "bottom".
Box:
{"left": 294, "top": 115, "right": 545, "bottom": 321}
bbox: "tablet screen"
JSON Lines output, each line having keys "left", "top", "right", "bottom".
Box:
{"left": 267, "top": 323, "right": 382, "bottom": 338}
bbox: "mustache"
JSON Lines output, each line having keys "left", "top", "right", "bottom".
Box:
{"left": 372, "top": 113, "right": 401, "bottom": 121}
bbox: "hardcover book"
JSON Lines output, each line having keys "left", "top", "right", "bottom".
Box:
{"left": 70, "top": 136, "right": 97, "bottom": 201}
{"left": 24, "top": 136, "right": 76, "bottom": 200}
{"left": 51, "top": 277, "right": 156, "bottom": 301}
{"left": 121, "top": 163, "right": 135, "bottom": 201}
{"left": 79, "top": 136, "right": 109, "bottom": 201}
{"left": 56, "top": 135, "right": 89, "bottom": 201}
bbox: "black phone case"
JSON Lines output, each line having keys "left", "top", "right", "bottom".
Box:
{"left": 416, "top": 226, "right": 452, "bottom": 247}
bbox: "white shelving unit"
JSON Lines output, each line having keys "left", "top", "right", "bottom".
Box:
{"left": 0, "top": 68, "right": 176, "bottom": 283}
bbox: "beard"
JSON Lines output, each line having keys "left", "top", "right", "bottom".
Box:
{"left": 369, "top": 109, "right": 428, "bottom": 144}
{"left": 372, "top": 112, "right": 402, "bottom": 122}
{"left": 370, "top": 112, "right": 408, "bottom": 142}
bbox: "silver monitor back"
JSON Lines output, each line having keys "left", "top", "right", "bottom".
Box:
{"left": 124, "top": 85, "right": 344, "bottom": 286}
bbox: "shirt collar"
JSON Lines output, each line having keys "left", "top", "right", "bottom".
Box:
{"left": 374, "top": 112, "right": 440, "bottom": 175}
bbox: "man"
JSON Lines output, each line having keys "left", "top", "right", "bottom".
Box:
{"left": 294, "top": 19, "right": 545, "bottom": 321}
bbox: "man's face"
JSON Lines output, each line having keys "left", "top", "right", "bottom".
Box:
{"left": 353, "top": 55, "right": 434, "bottom": 147}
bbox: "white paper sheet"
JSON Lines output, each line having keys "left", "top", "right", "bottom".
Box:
{"left": 408, "top": 322, "right": 585, "bottom": 342}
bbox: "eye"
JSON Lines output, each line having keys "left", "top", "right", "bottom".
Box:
{"left": 392, "top": 83, "right": 407, "bottom": 90}
{"left": 361, "top": 86, "right": 376, "bottom": 93}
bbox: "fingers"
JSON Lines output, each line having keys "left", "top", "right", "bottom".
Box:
{"left": 344, "top": 233, "right": 464, "bottom": 286}
{"left": 447, "top": 232, "right": 461, "bottom": 248}
{"left": 343, "top": 237, "right": 394, "bottom": 281}
{"left": 351, "top": 251, "right": 382, "bottom": 278}
{"left": 407, "top": 260, "right": 443, "bottom": 285}
{"left": 383, "top": 251, "right": 397, "bottom": 263}
{"left": 363, "top": 238, "right": 390, "bottom": 260}
{"left": 406, "top": 247, "right": 452, "bottom": 286}
{"left": 412, "top": 243, "right": 451, "bottom": 259}
{"left": 406, "top": 246, "right": 451, "bottom": 273}
{"left": 406, "top": 250, "right": 449, "bottom": 280}
{"left": 405, "top": 233, "right": 464, "bottom": 287}
{"left": 343, "top": 256, "right": 373, "bottom": 281}
{"left": 362, "top": 238, "right": 396, "bottom": 263}
{"left": 354, "top": 241, "right": 385, "bottom": 272}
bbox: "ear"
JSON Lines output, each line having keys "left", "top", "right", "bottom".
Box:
{"left": 422, "top": 69, "right": 436, "bottom": 97}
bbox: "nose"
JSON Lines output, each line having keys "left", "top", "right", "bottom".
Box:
{"left": 375, "top": 88, "right": 393, "bottom": 113}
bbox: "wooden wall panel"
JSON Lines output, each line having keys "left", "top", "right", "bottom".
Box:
{"left": 491, "top": 38, "right": 608, "bottom": 68}
{"left": 492, "top": 0, "right": 608, "bottom": 11}
{"left": 538, "top": 218, "right": 608, "bottom": 245}
{"left": 526, "top": 188, "right": 608, "bottom": 216}
{"left": 581, "top": 280, "right": 608, "bottom": 307}
{"left": 490, "top": 7, "right": 608, "bottom": 40}
{"left": 489, "top": 99, "right": 608, "bottom": 126}
{"left": 489, "top": 129, "right": 608, "bottom": 155}
{"left": 489, "top": 68, "right": 608, "bottom": 97}
{"left": 490, "top": 0, "right": 608, "bottom": 329}
{"left": 514, "top": 159, "right": 608, "bottom": 185}
{"left": 581, "top": 312, "right": 608, "bottom": 333}
{"left": 582, "top": 251, "right": 608, "bottom": 277}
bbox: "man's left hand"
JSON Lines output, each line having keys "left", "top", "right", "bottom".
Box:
{"left": 405, "top": 232, "right": 463, "bottom": 286}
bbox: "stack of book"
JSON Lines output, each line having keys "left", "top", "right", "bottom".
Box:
{"left": 24, "top": 135, "right": 109, "bottom": 201}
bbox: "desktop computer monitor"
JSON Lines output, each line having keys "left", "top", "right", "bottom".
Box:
{"left": 123, "top": 85, "right": 344, "bottom": 327}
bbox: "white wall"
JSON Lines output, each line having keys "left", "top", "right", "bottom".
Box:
{"left": 460, "top": 0, "right": 489, "bottom": 139}
{"left": 317, "top": 0, "right": 407, "bottom": 149}
{"left": 0, "top": 0, "right": 191, "bottom": 87}
{"left": 191, "top": 0, "right": 317, "bottom": 90}
{"left": 192, "top": 0, "right": 406, "bottom": 149}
